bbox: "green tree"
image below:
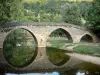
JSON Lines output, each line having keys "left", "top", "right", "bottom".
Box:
{"left": 86, "top": 0, "right": 100, "bottom": 36}
{"left": 61, "top": 3, "right": 82, "bottom": 25}
{"left": 0, "top": 0, "right": 24, "bottom": 27}
{"left": 24, "top": 0, "right": 62, "bottom": 22}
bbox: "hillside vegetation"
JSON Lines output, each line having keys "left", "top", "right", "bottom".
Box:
{"left": 23, "top": 0, "right": 93, "bottom": 3}
{"left": 23, "top": 0, "right": 47, "bottom": 3}
{"left": 0, "top": 0, "right": 100, "bottom": 37}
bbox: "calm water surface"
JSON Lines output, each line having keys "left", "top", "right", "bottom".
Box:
{"left": 5, "top": 72, "right": 84, "bottom": 75}
{"left": 4, "top": 62, "right": 100, "bottom": 75}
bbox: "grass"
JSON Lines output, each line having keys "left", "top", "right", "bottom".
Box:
{"left": 47, "top": 37, "right": 100, "bottom": 57}
{"left": 47, "top": 37, "right": 72, "bottom": 48}
{"left": 47, "top": 40, "right": 67, "bottom": 47}
{"left": 73, "top": 44, "right": 100, "bottom": 57}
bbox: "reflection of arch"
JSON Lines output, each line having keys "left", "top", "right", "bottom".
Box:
{"left": 46, "top": 28, "right": 72, "bottom": 66}
{"left": 80, "top": 34, "right": 93, "bottom": 43}
{"left": 48, "top": 28, "right": 73, "bottom": 43}
{"left": 3, "top": 28, "right": 38, "bottom": 68}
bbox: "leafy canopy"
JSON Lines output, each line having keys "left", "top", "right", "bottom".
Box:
{"left": 0, "top": 0, "right": 24, "bottom": 27}
{"left": 61, "top": 3, "right": 82, "bottom": 25}
{"left": 86, "top": 0, "right": 100, "bottom": 34}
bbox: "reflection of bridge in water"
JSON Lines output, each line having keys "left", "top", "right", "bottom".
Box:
{"left": 0, "top": 22, "right": 99, "bottom": 73}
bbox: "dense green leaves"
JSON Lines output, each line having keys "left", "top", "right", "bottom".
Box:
{"left": 61, "top": 3, "right": 82, "bottom": 25}
{"left": 86, "top": 0, "right": 100, "bottom": 35}
{"left": 0, "top": 0, "right": 93, "bottom": 25}
{"left": 24, "top": 0, "right": 62, "bottom": 22}
{"left": 0, "top": 0, "right": 24, "bottom": 27}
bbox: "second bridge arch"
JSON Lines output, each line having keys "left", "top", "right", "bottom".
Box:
{"left": 46, "top": 28, "right": 73, "bottom": 66}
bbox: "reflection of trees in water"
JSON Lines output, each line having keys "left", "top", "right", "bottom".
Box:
{"left": 78, "top": 62, "right": 100, "bottom": 75}
{"left": 46, "top": 47, "right": 70, "bottom": 66}
{"left": 60, "top": 69, "right": 77, "bottom": 75}
{"left": 46, "top": 28, "right": 72, "bottom": 66}
{"left": 59, "top": 62, "right": 100, "bottom": 75}
{"left": 0, "top": 73, "right": 5, "bottom": 75}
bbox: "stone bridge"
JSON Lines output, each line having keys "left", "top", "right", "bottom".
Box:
{"left": 0, "top": 22, "right": 99, "bottom": 73}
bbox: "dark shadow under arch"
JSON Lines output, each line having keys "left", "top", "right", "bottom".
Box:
{"left": 80, "top": 34, "right": 93, "bottom": 43}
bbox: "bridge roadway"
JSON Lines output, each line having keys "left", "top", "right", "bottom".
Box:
{"left": 0, "top": 22, "right": 99, "bottom": 73}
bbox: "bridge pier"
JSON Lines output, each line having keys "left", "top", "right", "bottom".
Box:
{"left": 72, "top": 36, "right": 82, "bottom": 43}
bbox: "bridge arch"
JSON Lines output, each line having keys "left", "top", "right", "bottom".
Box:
{"left": 3, "top": 27, "right": 39, "bottom": 48}
{"left": 80, "top": 34, "right": 93, "bottom": 43}
{"left": 3, "top": 27, "right": 38, "bottom": 68}
{"left": 4, "top": 27, "right": 37, "bottom": 38}
{"left": 46, "top": 28, "right": 73, "bottom": 43}
{"left": 46, "top": 28, "right": 72, "bottom": 66}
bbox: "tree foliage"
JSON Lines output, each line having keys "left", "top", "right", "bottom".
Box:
{"left": 23, "top": 0, "right": 47, "bottom": 3}
{"left": 24, "top": 0, "right": 62, "bottom": 22}
{"left": 0, "top": 0, "right": 24, "bottom": 27}
{"left": 86, "top": 0, "right": 100, "bottom": 34}
{"left": 0, "top": 0, "right": 96, "bottom": 29}
{"left": 61, "top": 3, "right": 82, "bottom": 25}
